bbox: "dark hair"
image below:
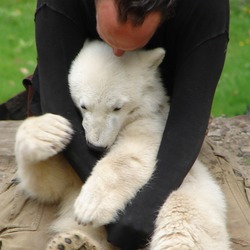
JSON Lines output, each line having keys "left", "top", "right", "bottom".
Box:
{"left": 116, "top": 0, "right": 176, "bottom": 25}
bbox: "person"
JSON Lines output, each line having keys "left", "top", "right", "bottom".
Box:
{"left": 28, "top": 0, "right": 230, "bottom": 249}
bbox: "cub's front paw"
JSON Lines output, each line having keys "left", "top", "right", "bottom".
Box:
{"left": 15, "top": 113, "right": 73, "bottom": 162}
{"left": 74, "top": 178, "right": 119, "bottom": 227}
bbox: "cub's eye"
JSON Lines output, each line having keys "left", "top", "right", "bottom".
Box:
{"left": 113, "top": 107, "right": 121, "bottom": 112}
{"left": 81, "top": 104, "right": 87, "bottom": 110}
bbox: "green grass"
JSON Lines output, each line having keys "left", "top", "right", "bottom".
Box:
{"left": 212, "top": 0, "right": 250, "bottom": 116}
{"left": 0, "top": 0, "right": 249, "bottom": 117}
{"left": 0, "top": 0, "right": 36, "bottom": 102}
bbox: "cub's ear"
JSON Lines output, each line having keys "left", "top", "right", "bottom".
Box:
{"left": 139, "top": 48, "right": 166, "bottom": 69}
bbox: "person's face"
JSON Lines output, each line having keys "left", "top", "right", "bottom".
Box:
{"left": 95, "top": 0, "right": 161, "bottom": 56}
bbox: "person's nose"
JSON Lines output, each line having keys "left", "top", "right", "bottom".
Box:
{"left": 112, "top": 48, "right": 125, "bottom": 57}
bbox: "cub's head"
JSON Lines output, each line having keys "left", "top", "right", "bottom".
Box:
{"left": 69, "top": 40, "right": 166, "bottom": 151}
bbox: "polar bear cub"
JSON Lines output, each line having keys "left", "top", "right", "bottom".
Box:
{"left": 15, "top": 40, "right": 230, "bottom": 250}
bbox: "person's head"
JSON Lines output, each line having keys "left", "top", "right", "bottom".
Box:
{"left": 95, "top": 0, "right": 175, "bottom": 56}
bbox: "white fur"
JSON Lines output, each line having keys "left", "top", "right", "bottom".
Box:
{"left": 15, "top": 40, "right": 230, "bottom": 250}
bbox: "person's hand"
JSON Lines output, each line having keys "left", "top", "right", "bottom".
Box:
{"left": 106, "top": 177, "right": 169, "bottom": 250}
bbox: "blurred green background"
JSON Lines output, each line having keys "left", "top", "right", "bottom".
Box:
{"left": 0, "top": 0, "right": 36, "bottom": 105}
{"left": 0, "top": 0, "right": 249, "bottom": 117}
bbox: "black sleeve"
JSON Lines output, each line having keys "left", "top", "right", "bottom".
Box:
{"left": 34, "top": 1, "right": 100, "bottom": 180}
{"left": 152, "top": 0, "right": 230, "bottom": 195}
{"left": 157, "top": 33, "right": 229, "bottom": 191}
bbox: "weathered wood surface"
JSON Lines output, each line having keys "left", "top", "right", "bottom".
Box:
{"left": 208, "top": 115, "right": 250, "bottom": 179}
{"left": 0, "top": 121, "right": 21, "bottom": 156}
{"left": 0, "top": 117, "right": 249, "bottom": 249}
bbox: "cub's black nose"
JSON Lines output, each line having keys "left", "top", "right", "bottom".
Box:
{"left": 87, "top": 141, "right": 107, "bottom": 153}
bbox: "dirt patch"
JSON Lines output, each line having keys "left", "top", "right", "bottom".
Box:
{"left": 208, "top": 115, "right": 250, "bottom": 178}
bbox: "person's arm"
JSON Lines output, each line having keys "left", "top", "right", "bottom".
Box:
{"left": 34, "top": 2, "right": 100, "bottom": 180}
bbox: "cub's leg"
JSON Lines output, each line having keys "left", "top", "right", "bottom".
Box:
{"left": 74, "top": 117, "right": 163, "bottom": 226}
{"left": 150, "top": 161, "right": 230, "bottom": 250}
{"left": 15, "top": 114, "right": 110, "bottom": 250}
{"left": 15, "top": 114, "right": 112, "bottom": 250}
{"left": 15, "top": 113, "right": 80, "bottom": 202}
{"left": 46, "top": 190, "right": 116, "bottom": 250}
